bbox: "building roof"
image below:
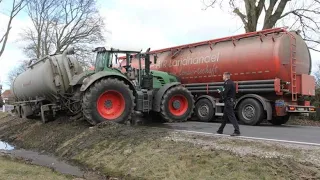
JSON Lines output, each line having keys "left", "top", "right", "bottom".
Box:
{"left": 1, "top": 90, "right": 13, "bottom": 98}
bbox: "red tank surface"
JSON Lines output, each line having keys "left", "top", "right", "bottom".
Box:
{"left": 121, "top": 28, "right": 311, "bottom": 84}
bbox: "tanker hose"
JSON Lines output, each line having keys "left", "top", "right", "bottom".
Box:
{"left": 59, "top": 92, "right": 82, "bottom": 115}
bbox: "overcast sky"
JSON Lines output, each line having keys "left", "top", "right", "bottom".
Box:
{"left": 0, "top": 0, "right": 319, "bottom": 90}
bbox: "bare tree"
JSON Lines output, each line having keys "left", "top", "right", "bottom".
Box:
{"left": 6, "top": 59, "right": 29, "bottom": 85}
{"left": 0, "top": 0, "right": 26, "bottom": 58}
{"left": 203, "top": 0, "right": 320, "bottom": 52}
{"left": 20, "top": 0, "right": 105, "bottom": 67}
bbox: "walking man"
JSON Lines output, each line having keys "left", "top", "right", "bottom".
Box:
{"left": 217, "top": 72, "right": 241, "bottom": 136}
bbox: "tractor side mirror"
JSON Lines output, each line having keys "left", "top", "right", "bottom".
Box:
{"left": 115, "top": 54, "right": 118, "bottom": 64}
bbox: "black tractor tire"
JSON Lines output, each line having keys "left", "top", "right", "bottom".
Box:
{"left": 82, "top": 78, "right": 135, "bottom": 125}
{"left": 268, "top": 115, "right": 290, "bottom": 125}
{"left": 160, "top": 86, "right": 194, "bottom": 122}
{"left": 237, "top": 98, "right": 264, "bottom": 125}
{"left": 195, "top": 98, "right": 215, "bottom": 122}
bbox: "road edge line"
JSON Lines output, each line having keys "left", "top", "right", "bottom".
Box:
{"left": 172, "top": 129, "right": 320, "bottom": 147}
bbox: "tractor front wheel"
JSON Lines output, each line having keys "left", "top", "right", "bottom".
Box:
{"left": 82, "top": 78, "right": 134, "bottom": 125}
{"left": 160, "top": 86, "right": 194, "bottom": 122}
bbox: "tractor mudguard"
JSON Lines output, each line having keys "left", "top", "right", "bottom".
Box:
{"left": 80, "top": 71, "right": 135, "bottom": 92}
{"left": 69, "top": 71, "right": 95, "bottom": 86}
{"left": 235, "top": 94, "right": 272, "bottom": 120}
{"left": 152, "top": 82, "right": 181, "bottom": 112}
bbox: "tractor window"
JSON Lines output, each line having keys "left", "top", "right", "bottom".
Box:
{"left": 95, "top": 52, "right": 112, "bottom": 71}
{"left": 95, "top": 53, "right": 105, "bottom": 71}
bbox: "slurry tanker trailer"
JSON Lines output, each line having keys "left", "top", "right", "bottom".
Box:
{"left": 11, "top": 47, "right": 195, "bottom": 124}
{"left": 120, "top": 27, "right": 316, "bottom": 125}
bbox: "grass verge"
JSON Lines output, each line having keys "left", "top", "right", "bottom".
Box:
{"left": 0, "top": 155, "right": 73, "bottom": 180}
{"left": 0, "top": 112, "right": 319, "bottom": 180}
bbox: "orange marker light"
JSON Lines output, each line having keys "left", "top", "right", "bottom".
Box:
{"left": 289, "top": 106, "right": 295, "bottom": 111}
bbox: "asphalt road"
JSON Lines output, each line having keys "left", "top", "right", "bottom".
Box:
{"left": 152, "top": 121, "right": 320, "bottom": 145}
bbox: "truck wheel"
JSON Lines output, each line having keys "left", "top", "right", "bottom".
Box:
{"left": 195, "top": 98, "right": 215, "bottom": 122}
{"left": 160, "top": 86, "right": 194, "bottom": 122}
{"left": 237, "top": 98, "right": 264, "bottom": 125}
{"left": 82, "top": 78, "right": 134, "bottom": 125}
{"left": 268, "top": 115, "right": 290, "bottom": 125}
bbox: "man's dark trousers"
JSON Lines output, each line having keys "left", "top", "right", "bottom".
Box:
{"left": 217, "top": 99, "right": 240, "bottom": 134}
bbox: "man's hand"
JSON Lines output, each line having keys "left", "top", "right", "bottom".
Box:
{"left": 218, "top": 87, "right": 224, "bottom": 93}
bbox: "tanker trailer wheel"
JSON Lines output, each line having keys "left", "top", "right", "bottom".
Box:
{"left": 13, "top": 106, "right": 22, "bottom": 118}
{"left": 82, "top": 78, "right": 134, "bottom": 125}
{"left": 195, "top": 98, "right": 215, "bottom": 122}
{"left": 41, "top": 110, "right": 54, "bottom": 123}
{"left": 18, "top": 106, "right": 22, "bottom": 118}
{"left": 237, "top": 98, "right": 264, "bottom": 126}
{"left": 40, "top": 105, "right": 54, "bottom": 123}
{"left": 268, "top": 115, "right": 290, "bottom": 125}
{"left": 160, "top": 86, "right": 194, "bottom": 122}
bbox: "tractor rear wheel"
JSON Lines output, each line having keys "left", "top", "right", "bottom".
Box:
{"left": 160, "top": 86, "right": 194, "bottom": 122}
{"left": 82, "top": 78, "right": 134, "bottom": 125}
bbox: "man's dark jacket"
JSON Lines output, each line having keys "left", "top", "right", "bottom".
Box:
{"left": 220, "top": 79, "right": 236, "bottom": 101}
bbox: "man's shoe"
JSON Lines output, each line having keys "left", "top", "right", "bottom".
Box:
{"left": 230, "top": 133, "right": 241, "bottom": 136}
{"left": 216, "top": 131, "right": 223, "bottom": 134}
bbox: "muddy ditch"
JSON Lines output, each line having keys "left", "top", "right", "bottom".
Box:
{"left": 0, "top": 113, "right": 320, "bottom": 180}
{"left": 0, "top": 140, "right": 84, "bottom": 178}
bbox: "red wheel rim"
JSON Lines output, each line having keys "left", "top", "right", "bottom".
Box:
{"left": 168, "top": 95, "right": 188, "bottom": 116}
{"left": 97, "top": 90, "right": 125, "bottom": 120}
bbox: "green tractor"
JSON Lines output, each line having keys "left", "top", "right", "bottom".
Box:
{"left": 72, "top": 47, "right": 195, "bottom": 125}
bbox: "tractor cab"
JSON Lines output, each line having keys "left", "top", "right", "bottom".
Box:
{"left": 92, "top": 47, "right": 157, "bottom": 90}
{"left": 93, "top": 47, "right": 139, "bottom": 72}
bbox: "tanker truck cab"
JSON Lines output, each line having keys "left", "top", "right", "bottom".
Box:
{"left": 79, "top": 47, "right": 194, "bottom": 125}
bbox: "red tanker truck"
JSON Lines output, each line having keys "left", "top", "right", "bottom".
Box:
{"left": 119, "top": 27, "right": 316, "bottom": 125}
